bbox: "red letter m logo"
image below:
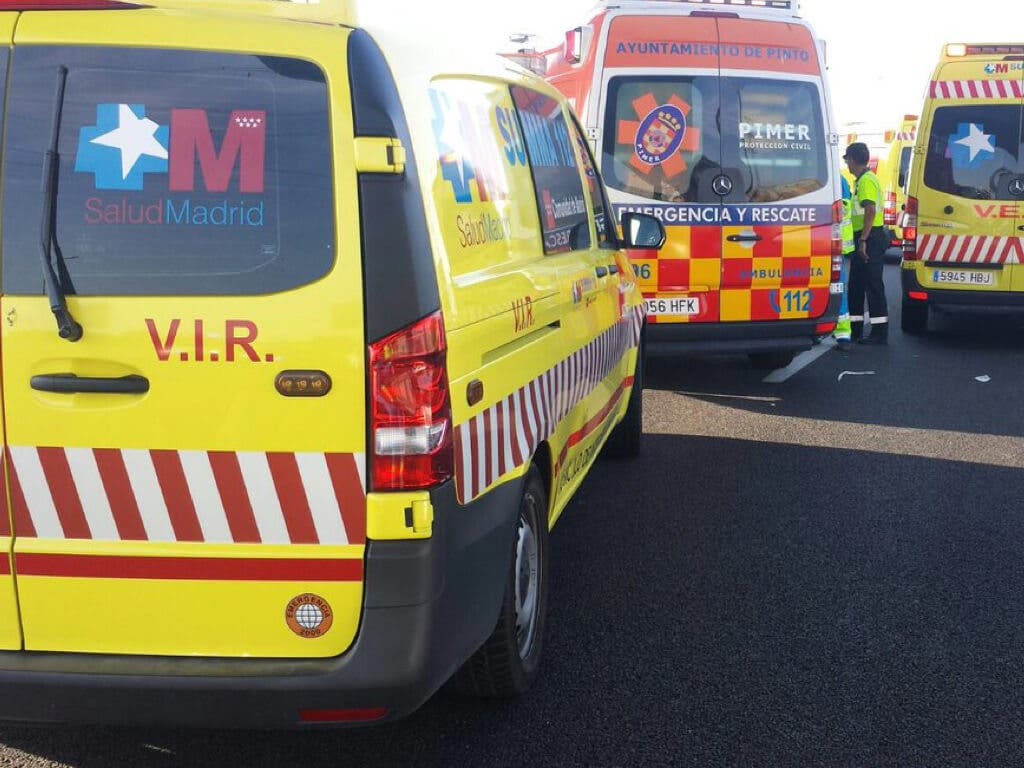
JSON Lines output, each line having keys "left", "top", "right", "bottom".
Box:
{"left": 169, "top": 110, "right": 266, "bottom": 193}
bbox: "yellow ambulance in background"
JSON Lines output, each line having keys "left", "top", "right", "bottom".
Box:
{"left": 883, "top": 114, "right": 918, "bottom": 247}
{"left": 0, "top": 0, "right": 663, "bottom": 726}
{"left": 901, "top": 43, "right": 1024, "bottom": 334}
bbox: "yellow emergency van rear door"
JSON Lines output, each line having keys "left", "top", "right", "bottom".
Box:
{"left": 0, "top": 16, "right": 24, "bottom": 652}
{"left": 1, "top": 19, "right": 367, "bottom": 658}
{"left": 916, "top": 59, "right": 1024, "bottom": 292}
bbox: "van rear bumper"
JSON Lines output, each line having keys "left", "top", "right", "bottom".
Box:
{"left": 645, "top": 294, "right": 841, "bottom": 357}
{"left": 902, "top": 269, "right": 1024, "bottom": 312}
{"left": 0, "top": 478, "right": 522, "bottom": 729}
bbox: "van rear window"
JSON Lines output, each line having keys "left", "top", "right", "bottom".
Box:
{"left": 2, "top": 47, "right": 334, "bottom": 296}
{"left": 923, "top": 105, "right": 1024, "bottom": 201}
{"left": 601, "top": 76, "right": 827, "bottom": 204}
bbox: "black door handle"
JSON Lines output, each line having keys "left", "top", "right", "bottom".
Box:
{"left": 1019, "top": 225, "right": 1024, "bottom": 232}
{"left": 595, "top": 266, "right": 609, "bottom": 278}
{"left": 726, "top": 234, "right": 763, "bottom": 243}
{"left": 31, "top": 374, "right": 150, "bottom": 394}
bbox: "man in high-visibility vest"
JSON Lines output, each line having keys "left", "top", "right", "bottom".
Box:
{"left": 843, "top": 142, "right": 889, "bottom": 344}
{"left": 834, "top": 175, "right": 854, "bottom": 349}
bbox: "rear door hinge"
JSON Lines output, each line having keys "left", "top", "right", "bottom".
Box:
{"left": 354, "top": 136, "right": 406, "bottom": 174}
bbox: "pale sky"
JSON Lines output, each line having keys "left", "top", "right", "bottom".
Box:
{"left": 359, "top": 0, "right": 1019, "bottom": 146}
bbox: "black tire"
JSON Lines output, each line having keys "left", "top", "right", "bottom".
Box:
{"left": 453, "top": 465, "right": 549, "bottom": 698}
{"left": 901, "top": 297, "right": 928, "bottom": 335}
{"left": 748, "top": 350, "right": 795, "bottom": 370}
{"left": 603, "top": 344, "right": 644, "bottom": 459}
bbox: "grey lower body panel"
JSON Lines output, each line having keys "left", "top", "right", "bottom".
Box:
{"left": 0, "top": 478, "right": 523, "bottom": 729}
{"left": 645, "top": 294, "right": 841, "bottom": 357}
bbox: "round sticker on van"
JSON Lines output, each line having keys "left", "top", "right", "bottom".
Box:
{"left": 634, "top": 105, "right": 687, "bottom": 166}
{"left": 285, "top": 593, "right": 334, "bottom": 638}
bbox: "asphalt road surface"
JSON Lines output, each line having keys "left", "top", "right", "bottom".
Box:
{"left": 3, "top": 265, "right": 1024, "bottom": 767}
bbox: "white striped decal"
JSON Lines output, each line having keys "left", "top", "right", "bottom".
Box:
{"left": 917, "top": 235, "right": 1024, "bottom": 265}
{"left": 896, "top": 131, "right": 916, "bottom": 142}
{"left": 454, "top": 306, "right": 644, "bottom": 504}
{"left": 929, "top": 80, "right": 1024, "bottom": 100}
{"left": 10, "top": 448, "right": 64, "bottom": 540}
{"left": 5, "top": 449, "right": 366, "bottom": 545}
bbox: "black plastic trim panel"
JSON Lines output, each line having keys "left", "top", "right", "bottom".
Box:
{"left": 348, "top": 29, "right": 440, "bottom": 345}
{"left": 646, "top": 294, "right": 841, "bottom": 356}
{"left": 0, "top": 477, "right": 524, "bottom": 728}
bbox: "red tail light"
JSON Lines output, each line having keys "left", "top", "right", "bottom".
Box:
{"left": 369, "top": 312, "right": 453, "bottom": 491}
{"left": 902, "top": 196, "right": 919, "bottom": 261}
{"left": 883, "top": 191, "right": 898, "bottom": 226}
{"left": 830, "top": 199, "right": 843, "bottom": 281}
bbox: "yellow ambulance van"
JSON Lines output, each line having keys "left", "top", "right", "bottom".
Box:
{"left": 883, "top": 115, "right": 918, "bottom": 246}
{"left": 902, "top": 44, "right": 1024, "bottom": 334}
{"left": 543, "top": 0, "right": 843, "bottom": 369}
{"left": 0, "top": 0, "right": 664, "bottom": 727}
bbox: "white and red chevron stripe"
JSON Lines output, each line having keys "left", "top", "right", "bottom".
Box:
{"left": 916, "top": 234, "right": 1024, "bottom": 265}
{"left": 5, "top": 448, "right": 366, "bottom": 545}
{"left": 454, "top": 306, "right": 644, "bottom": 504}
{"left": 896, "top": 131, "right": 916, "bottom": 142}
{"left": 929, "top": 80, "right": 1024, "bottom": 100}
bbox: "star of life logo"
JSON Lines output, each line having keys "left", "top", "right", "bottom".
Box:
{"left": 429, "top": 89, "right": 512, "bottom": 205}
{"left": 949, "top": 122, "right": 995, "bottom": 169}
{"left": 74, "top": 103, "right": 267, "bottom": 227}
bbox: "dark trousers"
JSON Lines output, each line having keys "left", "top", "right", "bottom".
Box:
{"left": 848, "top": 229, "right": 888, "bottom": 339}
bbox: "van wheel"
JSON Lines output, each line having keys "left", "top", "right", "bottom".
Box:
{"left": 749, "top": 351, "right": 794, "bottom": 370}
{"left": 453, "top": 465, "right": 549, "bottom": 698}
{"left": 603, "top": 344, "right": 644, "bottom": 459}
{"left": 901, "top": 298, "right": 928, "bottom": 335}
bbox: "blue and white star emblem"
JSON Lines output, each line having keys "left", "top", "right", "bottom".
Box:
{"left": 949, "top": 122, "right": 995, "bottom": 169}
{"left": 429, "top": 89, "right": 475, "bottom": 204}
{"left": 75, "top": 104, "right": 169, "bottom": 190}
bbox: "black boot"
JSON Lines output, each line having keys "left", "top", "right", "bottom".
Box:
{"left": 859, "top": 322, "right": 888, "bottom": 345}
{"left": 850, "top": 321, "right": 864, "bottom": 343}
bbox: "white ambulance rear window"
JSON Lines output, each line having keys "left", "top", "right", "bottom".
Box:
{"left": 601, "top": 76, "right": 827, "bottom": 204}
{"left": 923, "top": 106, "right": 1024, "bottom": 201}
{"left": 725, "top": 78, "right": 828, "bottom": 203}
{"left": 2, "top": 47, "right": 334, "bottom": 296}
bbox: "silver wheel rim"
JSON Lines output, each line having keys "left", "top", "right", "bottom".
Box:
{"left": 514, "top": 499, "right": 540, "bottom": 660}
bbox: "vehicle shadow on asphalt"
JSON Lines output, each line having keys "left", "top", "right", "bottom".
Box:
{"left": 644, "top": 308, "right": 1024, "bottom": 441}
{"left": 641, "top": 260, "right": 1024, "bottom": 439}
{"left": 1, "top": 435, "right": 1023, "bottom": 767}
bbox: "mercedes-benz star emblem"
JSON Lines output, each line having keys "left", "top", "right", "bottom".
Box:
{"left": 1010, "top": 177, "right": 1024, "bottom": 197}
{"left": 712, "top": 174, "right": 733, "bottom": 197}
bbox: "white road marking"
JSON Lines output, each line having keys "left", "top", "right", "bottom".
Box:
{"left": 838, "top": 370, "right": 876, "bottom": 382}
{"left": 762, "top": 338, "right": 836, "bottom": 384}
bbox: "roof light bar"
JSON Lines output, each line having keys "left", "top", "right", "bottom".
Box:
{"left": 947, "top": 43, "right": 1024, "bottom": 57}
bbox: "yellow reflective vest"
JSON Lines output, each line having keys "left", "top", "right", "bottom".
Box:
{"left": 841, "top": 198, "right": 855, "bottom": 255}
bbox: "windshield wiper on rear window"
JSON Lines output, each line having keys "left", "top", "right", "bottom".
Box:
{"left": 41, "top": 65, "right": 83, "bottom": 342}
